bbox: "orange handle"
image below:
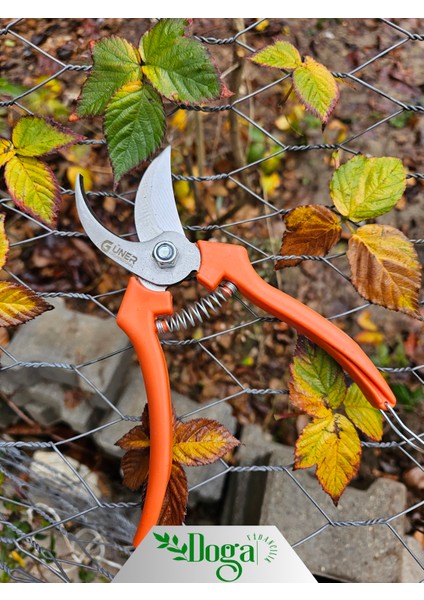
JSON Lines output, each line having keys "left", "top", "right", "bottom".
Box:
{"left": 117, "top": 277, "right": 174, "bottom": 546}
{"left": 197, "top": 241, "right": 396, "bottom": 410}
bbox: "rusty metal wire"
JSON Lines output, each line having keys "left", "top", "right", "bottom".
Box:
{"left": 0, "top": 18, "right": 423, "bottom": 582}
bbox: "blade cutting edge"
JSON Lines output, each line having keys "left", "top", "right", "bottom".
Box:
{"left": 134, "top": 146, "right": 185, "bottom": 243}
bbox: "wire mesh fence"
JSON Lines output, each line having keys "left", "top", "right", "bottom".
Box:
{"left": 0, "top": 17, "right": 423, "bottom": 582}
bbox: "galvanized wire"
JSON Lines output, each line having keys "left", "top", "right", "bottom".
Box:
{"left": 0, "top": 18, "right": 423, "bottom": 582}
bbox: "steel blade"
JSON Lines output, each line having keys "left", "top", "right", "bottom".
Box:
{"left": 134, "top": 146, "right": 185, "bottom": 243}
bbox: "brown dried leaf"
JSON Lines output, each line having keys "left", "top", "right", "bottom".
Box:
{"left": 173, "top": 418, "right": 240, "bottom": 466}
{"left": 121, "top": 450, "right": 149, "bottom": 491}
{"left": 157, "top": 462, "right": 188, "bottom": 526}
{"left": 275, "top": 205, "right": 342, "bottom": 270}
{"left": 115, "top": 425, "right": 150, "bottom": 451}
{"left": 347, "top": 224, "right": 422, "bottom": 319}
{"left": 0, "top": 281, "right": 53, "bottom": 327}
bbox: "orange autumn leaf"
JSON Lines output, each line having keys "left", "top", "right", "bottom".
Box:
{"left": 115, "top": 405, "right": 239, "bottom": 525}
{"left": 173, "top": 418, "right": 240, "bottom": 466}
{"left": 157, "top": 463, "right": 188, "bottom": 526}
{"left": 275, "top": 205, "right": 342, "bottom": 269}
{"left": 0, "top": 281, "right": 53, "bottom": 327}
{"left": 347, "top": 224, "right": 422, "bottom": 320}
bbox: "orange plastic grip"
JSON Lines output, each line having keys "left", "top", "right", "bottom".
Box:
{"left": 116, "top": 277, "right": 174, "bottom": 546}
{"left": 196, "top": 241, "right": 396, "bottom": 410}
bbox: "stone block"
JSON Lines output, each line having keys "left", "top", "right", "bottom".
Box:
{"left": 1, "top": 299, "right": 131, "bottom": 407}
{"left": 259, "top": 444, "right": 410, "bottom": 582}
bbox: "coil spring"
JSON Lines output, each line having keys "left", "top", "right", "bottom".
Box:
{"left": 156, "top": 281, "right": 237, "bottom": 334}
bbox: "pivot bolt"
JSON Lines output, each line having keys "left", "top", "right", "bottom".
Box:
{"left": 152, "top": 241, "right": 178, "bottom": 268}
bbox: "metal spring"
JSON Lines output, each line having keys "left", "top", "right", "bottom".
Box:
{"left": 156, "top": 281, "right": 237, "bottom": 334}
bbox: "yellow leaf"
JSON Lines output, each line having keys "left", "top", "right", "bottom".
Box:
{"left": 255, "top": 20, "right": 269, "bottom": 32}
{"left": 170, "top": 110, "right": 188, "bottom": 132}
{"left": 12, "top": 116, "right": 81, "bottom": 157}
{"left": 173, "top": 418, "right": 239, "bottom": 466}
{"left": 260, "top": 172, "right": 280, "bottom": 197}
{"left": 4, "top": 155, "right": 61, "bottom": 226}
{"left": 344, "top": 383, "right": 383, "bottom": 441}
{"left": 67, "top": 166, "right": 93, "bottom": 191}
{"left": 347, "top": 224, "right": 422, "bottom": 319}
{"left": 354, "top": 330, "right": 384, "bottom": 346}
{"left": 357, "top": 310, "right": 379, "bottom": 332}
{"left": 251, "top": 40, "right": 302, "bottom": 70}
{"left": 0, "top": 214, "right": 9, "bottom": 269}
{"left": 9, "top": 551, "right": 25, "bottom": 568}
{"left": 0, "top": 138, "right": 15, "bottom": 167}
{"left": 275, "top": 205, "right": 342, "bottom": 269}
{"left": 174, "top": 179, "right": 195, "bottom": 212}
{"left": 288, "top": 337, "right": 346, "bottom": 416}
{"left": 0, "top": 281, "right": 53, "bottom": 327}
{"left": 292, "top": 56, "right": 339, "bottom": 124}
{"left": 295, "top": 413, "right": 361, "bottom": 504}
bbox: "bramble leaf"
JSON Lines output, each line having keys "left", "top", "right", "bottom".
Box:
{"left": 0, "top": 138, "right": 15, "bottom": 167}
{"left": 292, "top": 56, "right": 339, "bottom": 124}
{"left": 289, "top": 337, "right": 346, "bottom": 416}
{"left": 250, "top": 40, "right": 302, "bottom": 70}
{"left": 295, "top": 412, "right": 361, "bottom": 504}
{"left": 115, "top": 424, "right": 150, "bottom": 451}
{"left": 344, "top": 383, "right": 383, "bottom": 441}
{"left": 121, "top": 450, "right": 149, "bottom": 491}
{"left": 347, "top": 224, "right": 422, "bottom": 319}
{"left": 172, "top": 418, "right": 240, "bottom": 466}
{"left": 275, "top": 205, "right": 342, "bottom": 269}
{"left": 4, "top": 156, "right": 61, "bottom": 226}
{"left": 76, "top": 36, "right": 142, "bottom": 117}
{"left": 330, "top": 156, "right": 406, "bottom": 222}
{"left": 104, "top": 81, "right": 165, "bottom": 182}
{"left": 0, "top": 281, "right": 53, "bottom": 327}
{"left": 12, "top": 116, "right": 81, "bottom": 157}
{"left": 140, "top": 18, "right": 222, "bottom": 103}
{"left": 0, "top": 215, "right": 9, "bottom": 269}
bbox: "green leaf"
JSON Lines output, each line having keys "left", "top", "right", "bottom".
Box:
{"left": 12, "top": 116, "right": 81, "bottom": 157}
{"left": 172, "top": 535, "right": 179, "bottom": 546}
{"left": 292, "top": 56, "right": 339, "bottom": 124}
{"left": 4, "top": 155, "right": 61, "bottom": 226}
{"left": 250, "top": 40, "right": 302, "bottom": 70}
{"left": 140, "top": 18, "right": 221, "bottom": 103}
{"left": 330, "top": 156, "right": 406, "bottom": 222}
{"left": 289, "top": 337, "right": 347, "bottom": 416}
{"left": 153, "top": 532, "right": 168, "bottom": 544}
{"left": 104, "top": 81, "right": 165, "bottom": 182}
{"left": 344, "top": 383, "right": 383, "bottom": 441}
{"left": 76, "top": 36, "right": 142, "bottom": 117}
{"left": 173, "top": 556, "right": 188, "bottom": 561}
{"left": 0, "top": 281, "right": 53, "bottom": 327}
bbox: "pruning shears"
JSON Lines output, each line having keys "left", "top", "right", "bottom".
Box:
{"left": 75, "top": 146, "right": 396, "bottom": 547}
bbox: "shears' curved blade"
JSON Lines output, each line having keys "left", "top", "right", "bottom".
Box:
{"left": 134, "top": 146, "right": 185, "bottom": 243}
